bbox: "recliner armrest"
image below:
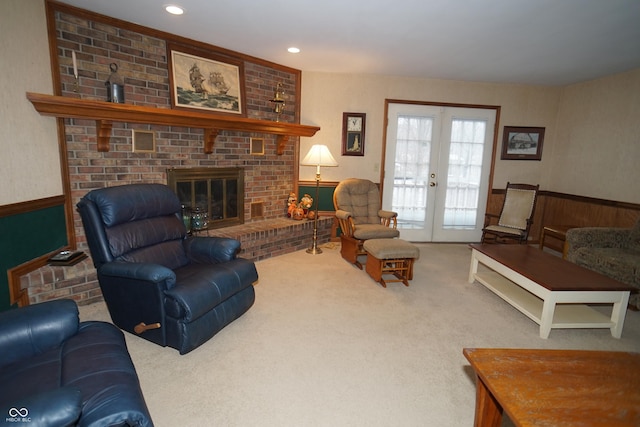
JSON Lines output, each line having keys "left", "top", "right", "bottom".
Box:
{"left": 99, "top": 261, "right": 177, "bottom": 287}
{"left": 0, "top": 299, "right": 79, "bottom": 368}
{"left": 3, "top": 387, "right": 82, "bottom": 427}
{"left": 183, "top": 237, "right": 241, "bottom": 263}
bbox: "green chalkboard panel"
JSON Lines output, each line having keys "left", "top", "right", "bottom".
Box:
{"left": 298, "top": 185, "right": 336, "bottom": 212}
{"left": 0, "top": 204, "right": 67, "bottom": 311}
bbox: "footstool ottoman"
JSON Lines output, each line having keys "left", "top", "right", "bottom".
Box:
{"left": 363, "top": 238, "right": 420, "bottom": 287}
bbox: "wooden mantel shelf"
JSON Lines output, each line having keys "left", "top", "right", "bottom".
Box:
{"left": 26, "top": 92, "right": 320, "bottom": 154}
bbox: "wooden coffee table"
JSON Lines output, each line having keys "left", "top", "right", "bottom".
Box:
{"left": 468, "top": 244, "right": 632, "bottom": 338}
{"left": 463, "top": 348, "right": 640, "bottom": 427}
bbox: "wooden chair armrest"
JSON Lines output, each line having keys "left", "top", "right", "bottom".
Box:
{"left": 335, "top": 215, "right": 356, "bottom": 238}
{"left": 484, "top": 212, "right": 499, "bottom": 227}
{"left": 380, "top": 216, "right": 398, "bottom": 229}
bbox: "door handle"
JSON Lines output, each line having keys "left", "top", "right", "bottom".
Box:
{"left": 429, "top": 182, "right": 437, "bottom": 187}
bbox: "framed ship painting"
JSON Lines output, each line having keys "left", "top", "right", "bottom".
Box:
{"left": 168, "top": 43, "right": 246, "bottom": 116}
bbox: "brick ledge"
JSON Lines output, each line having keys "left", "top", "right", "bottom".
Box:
{"left": 22, "top": 216, "right": 334, "bottom": 306}
{"left": 207, "top": 216, "right": 334, "bottom": 261}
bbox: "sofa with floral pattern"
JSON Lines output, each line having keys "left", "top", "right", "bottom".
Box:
{"left": 566, "top": 217, "right": 640, "bottom": 309}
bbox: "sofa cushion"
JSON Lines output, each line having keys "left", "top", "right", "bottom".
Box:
{"left": 353, "top": 224, "right": 400, "bottom": 240}
{"left": 0, "top": 343, "right": 63, "bottom": 404}
{"left": 63, "top": 322, "right": 152, "bottom": 427}
{"left": 572, "top": 247, "right": 640, "bottom": 286}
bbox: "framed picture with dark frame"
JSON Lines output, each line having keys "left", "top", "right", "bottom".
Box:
{"left": 501, "top": 126, "right": 545, "bottom": 160}
{"left": 342, "top": 112, "right": 366, "bottom": 156}
{"left": 167, "top": 43, "right": 246, "bottom": 116}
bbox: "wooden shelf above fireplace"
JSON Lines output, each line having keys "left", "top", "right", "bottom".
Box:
{"left": 26, "top": 92, "right": 320, "bottom": 155}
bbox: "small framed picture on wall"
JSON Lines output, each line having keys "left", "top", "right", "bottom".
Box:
{"left": 501, "top": 126, "right": 545, "bottom": 160}
{"left": 342, "top": 112, "right": 366, "bottom": 156}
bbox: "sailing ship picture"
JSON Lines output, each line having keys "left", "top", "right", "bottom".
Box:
{"left": 170, "top": 48, "right": 243, "bottom": 114}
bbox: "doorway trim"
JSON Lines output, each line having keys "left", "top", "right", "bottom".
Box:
{"left": 381, "top": 99, "right": 501, "bottom": 217}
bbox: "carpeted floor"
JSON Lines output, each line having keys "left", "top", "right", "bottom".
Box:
{"left": 79, "top": 243, "right": 640, "bottom": 427}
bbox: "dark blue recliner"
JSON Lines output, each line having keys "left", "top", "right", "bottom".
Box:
{"left": 0, "top": 299, "right": 153, "bottom": 427}
{"left": 77, "top": 183, "right": 257, "bottom": 355}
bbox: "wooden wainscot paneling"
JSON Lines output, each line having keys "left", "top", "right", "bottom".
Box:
{"left": 539, "top": 191, "right": 640, "bottom": 228}
{"left": 488, "top": 188, "right": 640, "bottom": 244}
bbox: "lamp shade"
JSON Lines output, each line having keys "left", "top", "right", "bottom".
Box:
{"left": 301, "top": 144, "right": 338, "bottom": 167}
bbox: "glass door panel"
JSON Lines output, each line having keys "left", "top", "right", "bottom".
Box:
{"left": 384, "top": 104, "right": 495, "bottom": 242}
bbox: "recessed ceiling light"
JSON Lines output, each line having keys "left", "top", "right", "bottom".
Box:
{"left": 165, "top": 5, "right": 184, "bottom": 15}
{"left": 287, "top": 47, "right": 300, "bottom": 54}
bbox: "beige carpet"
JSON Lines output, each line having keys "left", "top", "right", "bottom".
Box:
{"left": 79, "top": 243, "right": 640, "bottom": 427}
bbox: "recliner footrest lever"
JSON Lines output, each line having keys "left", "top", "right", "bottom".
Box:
{"left": 134, "top": 322, "right": 161, "bottom": 334}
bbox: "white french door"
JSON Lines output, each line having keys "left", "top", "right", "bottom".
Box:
{"left": 382, "top": 103, "right": 496, "bottom": 242}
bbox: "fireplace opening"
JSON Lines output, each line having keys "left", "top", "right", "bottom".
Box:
{"left": 167, "top": 167, "right": 244, "bottom": 230}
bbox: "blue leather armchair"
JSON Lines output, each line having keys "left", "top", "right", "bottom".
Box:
{"left": 0, "top": 299, "right": 153, "bottom": 427}
{"left": 77, "top": 183, "right": 257, "bottom": 354}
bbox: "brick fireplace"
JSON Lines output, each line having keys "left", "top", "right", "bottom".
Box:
{"left": 17, "top": 2, "right": 333, "bottom": 306}
{"left": 50, "top": 4, "right": 304, "bottom": 243}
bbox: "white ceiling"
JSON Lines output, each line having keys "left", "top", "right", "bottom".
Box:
{"left": 59, "top": 0, "right": 640, "bottom": 86}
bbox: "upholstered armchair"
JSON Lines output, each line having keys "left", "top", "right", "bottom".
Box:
{"left": 566, "top": 218, "right": 640, "bottom": 310}
{"left": 77, "top": 183, "right": 257, "bottom": 354}
{"left": 333, "top": 178, "right": 399, "bottom": 268}
{"left": 482, "top": 182, "right": 539, "bottom": 244}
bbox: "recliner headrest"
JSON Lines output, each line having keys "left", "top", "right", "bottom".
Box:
{"left": 83, "top": 184, "right": 182, "bottom": 227}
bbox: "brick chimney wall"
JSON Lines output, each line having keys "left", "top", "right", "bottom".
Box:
{"left": 54, "top": 9, "right": 300, "bottom": 247}
{"left": 20, "top": 5, "right": 320, "bottom": 306}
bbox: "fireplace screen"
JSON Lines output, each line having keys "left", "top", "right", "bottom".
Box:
{"left": 167, "top": 167, "right": 244, "bottom": 230}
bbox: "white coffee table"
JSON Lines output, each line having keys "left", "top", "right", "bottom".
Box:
{"left": 468, "top": 244, "right": 632, "bottom": 338}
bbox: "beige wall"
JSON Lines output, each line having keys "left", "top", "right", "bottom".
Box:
{"left": 300, "top": 72, "right": 561, "bottom": 187}
{"left": 0, "top": 0, "right": 61, "bottom": 205}
{"left": 548, "top": 69, "right": 640, "bottom": 203}
{"left": 300, "top": 70, "right": 640, "bottom": 205}
{"left": 2, "top": 2, "right": 638, "bottom": 207}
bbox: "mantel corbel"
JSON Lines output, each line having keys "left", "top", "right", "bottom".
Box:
{"left": 204, "top": 128, "right": 219, "bottom": 154}
{"left": 96, "top": 120, "right": 113, "bottom": 152}
{"left": 276, "top": 135, "right": 290, "bottom": 155}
